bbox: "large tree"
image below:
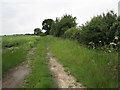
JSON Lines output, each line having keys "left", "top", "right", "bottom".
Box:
{"left": 42, "top": 19, "right": 54, "bottom": 35}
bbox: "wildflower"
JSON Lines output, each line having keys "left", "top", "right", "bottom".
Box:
{"left": 110, "top": 42, "right": 117, "bottom": 46}
{"left": 115, "top": 36, "right": 118, "bottom": 40}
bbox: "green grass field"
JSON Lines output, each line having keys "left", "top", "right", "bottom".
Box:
{"left": 47, "top": 36, "right": 118, "bottom": 88}
{"left": 2, "top": 35, "right": 118, "bottom": 88}
{"left": 2, "top": 36, "right": 39, "bottom": 75}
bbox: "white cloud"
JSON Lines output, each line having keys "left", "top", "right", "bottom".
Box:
{"left": 1, "top": 0, "right": 120, "bottom": 35}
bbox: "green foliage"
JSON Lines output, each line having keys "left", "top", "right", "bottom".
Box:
{"left": 78, "top": 11, "right": 118, "bottom": 48}
{"left": 49, "top": 11, "right": 119, "bottom": 51}
{"left": 50, "top": 18, "right": 60, "bottom": 37}
{"left": 103, "top": 11, "right": 117, "bottom": 29}
{"left": 64, "top": 27, "right": 81, "bottom": 40}
{"left": 50, "top": 14, "right": 77, "bottom": 37}
{"left": 34, "top": 28, "right": 43, "bottom": 35}
{"left": 48, "top": 36, "right": 118, "bottom": 88}
{"left": 42, "top": 19, "right": 54, "bottom": 35}
{"left": 110, "top": 21, "right": 120, "bottom": 41}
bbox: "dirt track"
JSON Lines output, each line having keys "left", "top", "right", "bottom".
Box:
{"left": 2, "top": 48, "right": 36, "bottom": 88}
{"left": 47, "top": 52, "right": 85, "bottom": 88}
{"left": 2, "top": 47, "right": 85, "bottom": 88}
{"left": 2, "top": 65, "right": 30, "bottom": 88}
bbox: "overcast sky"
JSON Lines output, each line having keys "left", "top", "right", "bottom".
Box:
{"left": 0, "top": 0, "right": 120, "bottom": 35}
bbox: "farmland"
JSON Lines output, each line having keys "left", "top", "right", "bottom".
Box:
{"left": 2, "top": 35, "right": 118, "bottom": 88}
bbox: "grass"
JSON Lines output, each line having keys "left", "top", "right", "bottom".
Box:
{"left": 2, "top": 35, "right": 56, "bottom": 88}
{"left": 2, "top": 35, "right": 118, "bottom": 88}
{"left": 47, "top": 36, "right": 118, "bottom": 88}
{"left": 23, "top": 37, "right": 56, "bottom": 88}
{"left": 2, "top": 35, "right": 39, "bottom": 76}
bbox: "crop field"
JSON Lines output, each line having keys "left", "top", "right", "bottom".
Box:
{"left": 2, "top": 35, "right": 119, "bottom": 88}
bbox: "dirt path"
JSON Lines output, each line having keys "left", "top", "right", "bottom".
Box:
{"left": 2, "top": 48, "right": 36, "bottom": 88}
{"left": 47, "top": 52, "right": 85, "bottom": 88}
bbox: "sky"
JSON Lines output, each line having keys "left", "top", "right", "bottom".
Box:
{"left": 0, "top": 0, "right": 120, "bottom": 35}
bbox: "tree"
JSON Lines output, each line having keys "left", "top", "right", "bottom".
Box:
{"left": 50, "top": 18, "right": 61, "bottom": 37}
{"left": 50, "top": 14, "right": 77, "bottom": 37}
{"left": 42, "top": 19, "right": 54, "bottom": 35}
{"left": 34, "top": 28, "right": 42, "bottom": 35}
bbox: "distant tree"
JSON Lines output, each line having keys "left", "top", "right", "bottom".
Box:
{"left": 42, "top": 19, "right": 54, "bottom": 35}
{"left": 34, "top": 28, "right": 42, "bottom": 35}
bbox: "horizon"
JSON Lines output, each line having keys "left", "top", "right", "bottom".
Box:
{"left": 1, "top": 0, "right": 120, "bottom": 35}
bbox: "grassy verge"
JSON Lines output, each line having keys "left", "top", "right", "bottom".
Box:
{"left": 2, "top": 36, "right": 39, "bottom": 75}
{"left": 47, "top": 36, "right": 118, "bottom": 88}
{"left": 23, "top": 37, "right": 56, "bottom": 88}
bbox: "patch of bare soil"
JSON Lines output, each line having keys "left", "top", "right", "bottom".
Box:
{"left": 2, "top": 48, "right": 36, "bottom": 88}
{"left": 47, "top": 52, "right": 85, "bottom": 88}
{"left": 2, "top": 65, "right": 30, "bottom": 88}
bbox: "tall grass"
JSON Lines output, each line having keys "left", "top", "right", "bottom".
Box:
{"left": 47, "top": 36, "right": 118, "bottom": 88}
{"left": 2, "top": 36, "right": 39, "bottom": 75}
{"left": 23, "top": 37, "right": 56, "bottom": 88}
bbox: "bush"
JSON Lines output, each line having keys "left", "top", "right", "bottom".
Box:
{"left": 80, "top": 11, "right": 118, "bottom": 47}
{"left": 64, "top": 27, "right": 81, "bottom": 39}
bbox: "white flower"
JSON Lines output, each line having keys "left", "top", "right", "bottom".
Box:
{"left": 110, "top": 42, "right": 117, "bottom": 45}
{"left": 115, "top": 36, "right": 118, "bottom": 40}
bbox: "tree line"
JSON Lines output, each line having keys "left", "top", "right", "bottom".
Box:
{"left": 34, "top": 11, "right": 120, "bottom": 51}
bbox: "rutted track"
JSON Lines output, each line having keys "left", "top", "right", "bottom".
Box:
{"left": 2, "top": 48, "right": 36, "bottom": 88}
{"left": 47, "top": 52, "right": 85, "bottom": 88}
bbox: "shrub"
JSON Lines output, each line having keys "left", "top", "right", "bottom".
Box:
{"left": 64, "top": 27, "right": 81, "bottom": 39}
{"left": 80, "top": 11, "right": 117, "bottom": 47}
